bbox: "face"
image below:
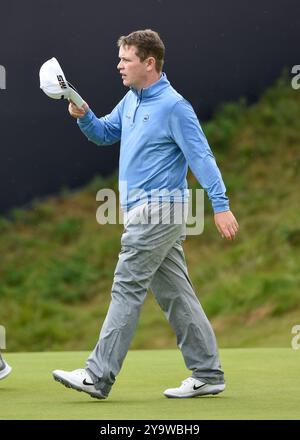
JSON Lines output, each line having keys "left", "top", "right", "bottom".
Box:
{"left": 117, "top": 45, "right": 153, "bottom": 90}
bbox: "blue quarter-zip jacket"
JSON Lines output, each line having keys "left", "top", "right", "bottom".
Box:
{"left": 77, "top": 73, "right": 229, "bottom": 213}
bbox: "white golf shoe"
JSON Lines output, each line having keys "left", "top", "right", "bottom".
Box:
{"left": 52, "top": 368, "right": 107, "bottom": 399}
{"left": 0, "top": 355, "right": 12, "bottom": 380}
{"left": 163, "top": 377, "right": 225, "bottom": 398}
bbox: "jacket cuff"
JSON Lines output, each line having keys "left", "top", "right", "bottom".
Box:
{"left": 77, "top": 109, "right": 94, "bottom": 125}
{"left": 213, "top": 202, "right": 230, "bottom": 214}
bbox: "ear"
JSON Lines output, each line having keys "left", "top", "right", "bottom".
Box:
{"left": 145, "top": 56, "right": 156, "bottom": 72}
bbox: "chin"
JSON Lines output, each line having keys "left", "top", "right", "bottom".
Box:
{"left": 123, "top": 79, "right": 131, "bottom": 87}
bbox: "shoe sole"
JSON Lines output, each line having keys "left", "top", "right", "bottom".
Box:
{"left": 0, "top": 364, "right": 12, "bottom": 380}
{"left": 52, "top": 372, "right": 106, "bottom": 400}
{"left": 164, "top": 385, "right": 225, "bottom": 399}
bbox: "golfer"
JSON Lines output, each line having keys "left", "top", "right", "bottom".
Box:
{"left": 53, "top": 29, "right": 239, "bottom": 399}
{"left": 0, "top": 352, "right": 12, "bottom": 380}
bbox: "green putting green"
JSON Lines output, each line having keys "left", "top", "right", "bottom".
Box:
{"left": 0, "top": 348, "right": 299, "bottom": 420}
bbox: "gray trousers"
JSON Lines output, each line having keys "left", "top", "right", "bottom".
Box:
{"left": 86, "top": 202, "right": 224, "bottom": 396}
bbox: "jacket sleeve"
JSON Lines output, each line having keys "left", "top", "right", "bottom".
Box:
{"left": 77, "top": 96, "right": 126, "bottom": 146}
{"left": 169, "top": 99, "right": 230, "bottom": 214}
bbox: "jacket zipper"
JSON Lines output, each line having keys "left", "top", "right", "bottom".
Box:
{"left": 132, "top": 90, "right": 143, "bottom": 123}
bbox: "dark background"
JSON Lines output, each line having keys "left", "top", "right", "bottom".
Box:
{"left": 0, "top": 0, "right": 299, "bottom": 213}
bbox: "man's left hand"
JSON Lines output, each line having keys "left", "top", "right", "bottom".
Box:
{"left": 214, "top": 211, "right": 239, "bottom": 241}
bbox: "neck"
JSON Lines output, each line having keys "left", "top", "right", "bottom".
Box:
{"left": 135, "top": 72, "right": 161, "bottom": 91}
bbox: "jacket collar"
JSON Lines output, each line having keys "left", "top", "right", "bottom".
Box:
{"left": 131, "top": 72, "right": 170, "bottom": 99}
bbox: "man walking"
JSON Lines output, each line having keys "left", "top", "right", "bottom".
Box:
{"left": 53, "top": 29, "right": 239, "bottom": 399}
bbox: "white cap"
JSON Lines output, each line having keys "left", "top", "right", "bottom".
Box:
{"left": 39, "top": 57, "right": 84, "bottom": 107}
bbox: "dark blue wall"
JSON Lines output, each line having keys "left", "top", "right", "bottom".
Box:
{"left": 0, "top": 0, "right": 299, "bottom": 212}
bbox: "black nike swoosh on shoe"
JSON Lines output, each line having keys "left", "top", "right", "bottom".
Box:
{"left": 193, "top": 383, "right": 207, "bottom": 390}
{"left": 83, "top": 378, "right": 95, "bottom": 386}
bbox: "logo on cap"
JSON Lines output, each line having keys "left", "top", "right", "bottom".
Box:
{"left": 57, "top": 75, "right": 67, "bottom": 89}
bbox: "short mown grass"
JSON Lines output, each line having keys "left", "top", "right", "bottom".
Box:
{"left": 1, "top": 349, "right": 299, "bottom": 420}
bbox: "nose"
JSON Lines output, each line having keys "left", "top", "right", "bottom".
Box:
{"left": 117, "top": 60, "right": 123, "bottom": 71}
